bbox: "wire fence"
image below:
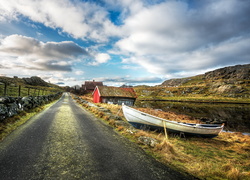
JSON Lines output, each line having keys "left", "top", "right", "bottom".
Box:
{"left": 0, "top": 83, "right": 60, "bottom": 97}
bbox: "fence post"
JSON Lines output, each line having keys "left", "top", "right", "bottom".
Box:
{"left": 18, "top": 85, "right": 21, "bottom": 96}
{"left": 28, "top": 88, "right": 30, "bottom": 96}
{"left": 4, "top": 83, "right": 7, "bottom": 96}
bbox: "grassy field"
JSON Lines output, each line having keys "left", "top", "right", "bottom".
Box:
{"left": 77, "top": 96, "right": 250, "bottom": 180}
{"left": 134, "top": 86, "right": 250, "bottom": 103}
{"left": 0, "top": 76, "right": 63, "bottom": 97}
{"left": 134, "top": 78, "right": 250, "bottom": 104}
{"left": 0, "top": 84, "right": 60, "bottom": 97}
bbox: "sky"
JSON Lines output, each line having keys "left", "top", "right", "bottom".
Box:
{"left": 0, "top": 0, "right": 249, "bottom": 87}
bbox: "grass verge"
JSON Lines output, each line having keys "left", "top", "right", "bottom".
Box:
{"left": 76, "top": 95, "right": 250, "bottom": 180}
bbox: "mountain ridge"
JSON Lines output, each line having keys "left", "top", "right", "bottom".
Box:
{"left": 161, "top": 64, "right": 250, "bottom": 87}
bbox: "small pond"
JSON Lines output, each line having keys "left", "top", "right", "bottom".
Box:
{"left": 135, "top": 101, "right": 250, "bottom": 134}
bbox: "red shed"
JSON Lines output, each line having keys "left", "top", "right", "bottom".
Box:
{"left": 93, "top": 86, "right": 137, "bottom": 106}
{"left": 82, "top": 80, "right": 103, "bottom": 93}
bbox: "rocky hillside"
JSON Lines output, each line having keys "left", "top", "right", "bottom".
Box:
{"left": 135, "top": 64, "right": 250, "bottom": 101}
{"left": 204, "top": 64, "right": 250, "bottom": 80}
{"left": 0, "top": 76, "right": 59, "bottom": 88}
{"left": 161, "top": 64, "right": 250, "bottom": 87}
{"left": 160, "top": 77, "right": 192, "bottom": 87}
{"left": 22, "top": 76, "right": 49, "bottom": 86}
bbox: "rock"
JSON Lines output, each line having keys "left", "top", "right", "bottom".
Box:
{"left": 98, "top": 107, "right": 111, "bottom": 113}
{"left": 138, "top": 136, "right": 159, "bottom": 147}
{"left": 0, "top": 97, "right": 8, "bottom": 104}
{"left": 87, "top": 102, "right": 98, "bottom": 107}
{"left": 22, "top": 96, "right": 34, "bottom": 110}
{"left": 126, "top": 128, "right": 138, "bottom": 134}
{"left": 161, "top": 78, "right": 191, "bottom": 87}
{"left": 7, "top": 102, "right": 19, "bottom": 117}
{"left": 0, "top": 104, "right": 8, "bottom": 120}
{"left": 0, "top": 93, "right": 62, "bottom": 121}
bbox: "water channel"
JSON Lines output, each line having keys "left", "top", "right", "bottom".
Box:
{"left": 135, "top": 101, "right": 250, "bottom": 134}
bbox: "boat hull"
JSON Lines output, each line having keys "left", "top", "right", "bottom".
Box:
{"left": 122, "top": 105, "right": 224, "bottom": 138}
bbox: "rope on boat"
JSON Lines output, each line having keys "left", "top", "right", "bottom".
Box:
{"left": 163, "top": 120, "right": 168, "bottom": 140}
{"left": 116, "top": 105, "right": 123, "bottom": 116}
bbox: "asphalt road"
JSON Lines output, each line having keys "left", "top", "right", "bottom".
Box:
{"left": 0, "top": 93, "right": 194, "bottom": 180}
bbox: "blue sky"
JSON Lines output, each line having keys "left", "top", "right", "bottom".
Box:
{"left": 0, "top": 0, "right": 249, "bottom": 87}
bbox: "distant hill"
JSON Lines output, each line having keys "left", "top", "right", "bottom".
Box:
{"left": 160, "top": 77, "right": 194, "bottom": 87}
{"left": 161, "top": 64, "right": 250, "bottom": 87}
{"left": 134, "top": 64, "right": 250, "bottom": 102}
{"left": 0, "top": 76, "right": 57, "bottom": 88}
{"left": 22, "top": 76, "right": 49, "bottom": 86}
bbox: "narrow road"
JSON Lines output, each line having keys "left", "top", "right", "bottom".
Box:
{"left": 0, "top": 93, "right": 193, "bottom": 180}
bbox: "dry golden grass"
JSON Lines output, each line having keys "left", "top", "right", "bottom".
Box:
{"left": 116, "top": 125, "right": 125, "bottom": 131}
{"left": 79, "top": 95, "right": 92, "bottom": 102}
{"left": 97, "top": 103, "right": 123, "bottom": 116}
{"left": 154, "top": 139, "right": 176, "bottom": 155}
{"left": 169, "top": 132, "right": 250, "bottom": 180}
{"left": 76, "top": 96, "right": 250, "bottom": 180}
{"left": 103, "top": 115, "right": 110, "bottom": 121}
{"left": 108, "top": 119, "right": 116, "bottom": 126}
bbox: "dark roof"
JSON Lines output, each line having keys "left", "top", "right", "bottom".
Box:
{"left": 96, "top": 86, "right": 137, "bottom": 98}
{"left": 83, "top": 81, "right": 103, "bottom": 90}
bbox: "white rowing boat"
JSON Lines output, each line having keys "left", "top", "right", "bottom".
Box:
{"left": 122, "top": 104, "right": 224, "bottom": 138}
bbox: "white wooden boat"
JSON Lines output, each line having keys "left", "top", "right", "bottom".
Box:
{"left": 122, "top": 104, "right": 224, "bottom": 138}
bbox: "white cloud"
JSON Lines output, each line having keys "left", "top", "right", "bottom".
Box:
{"left": 75, "top": 70, "right": 84, "bottom": 75}
{"left": 0, "top": 34, "right": 88, "bottom": 71}
{"left": 39, "top": 72, "right": 80, "bottom": 86}
{"left": 0, "top": 0, "right": 122, "bottom": 42}
{"left": 95, "top": 53, "right": 111, "bottom": 63}
{"left": 115, "top": 0, "right": 250, "bottom": 76}
{"left": 94, "top": 75, "right": 163, "bottom": 86}
{"left": 90, "top": 53, "right": 111, "bottom": 66}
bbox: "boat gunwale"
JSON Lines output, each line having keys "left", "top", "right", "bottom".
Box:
{"left": 122, "top": 104, "right": 224, "bottom": 130}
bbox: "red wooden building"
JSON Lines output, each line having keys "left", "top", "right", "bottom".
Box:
{"left": 93, "top": 86, "right": 137, "bottom": 106}
{"left": 82, "top": 80, "right": 103, "bottom": 93}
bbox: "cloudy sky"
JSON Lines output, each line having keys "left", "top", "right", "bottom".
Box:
{"left": 0, "top": 0, "right": 249, "bottom": 86}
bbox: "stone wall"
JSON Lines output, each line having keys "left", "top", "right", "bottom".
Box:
{"left": 0, "top": 92, "right": 62, "bottom": 121}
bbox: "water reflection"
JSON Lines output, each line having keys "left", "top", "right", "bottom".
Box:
{"left": 135, "top": 101, "right": 250, "bottom": 133}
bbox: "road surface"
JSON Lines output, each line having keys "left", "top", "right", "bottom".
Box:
{"left": 0, "top": 93, "right": 194, "bottom": 179}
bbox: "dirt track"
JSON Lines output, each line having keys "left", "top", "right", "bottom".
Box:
{"left": 0, "top": 93, "right": 194, "bottom": 179}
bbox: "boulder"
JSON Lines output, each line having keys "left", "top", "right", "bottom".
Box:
{"left": 0, "top": 104, "right": 8, "bottom": 120}
{"left": 138, "top": 136, "right": 159, "bottom": 147}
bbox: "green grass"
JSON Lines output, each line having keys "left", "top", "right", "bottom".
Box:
{"left": 170, "top": 96, "right": 249, "bottom": 103}
{"left": 0, "top": 83, "right": 63, "bottom": 97}
{"left": 136, "top": 92, "right": 250, "bottom": 103}
{"left": 134, "top": 78, "right": 250, "bottom": 104}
